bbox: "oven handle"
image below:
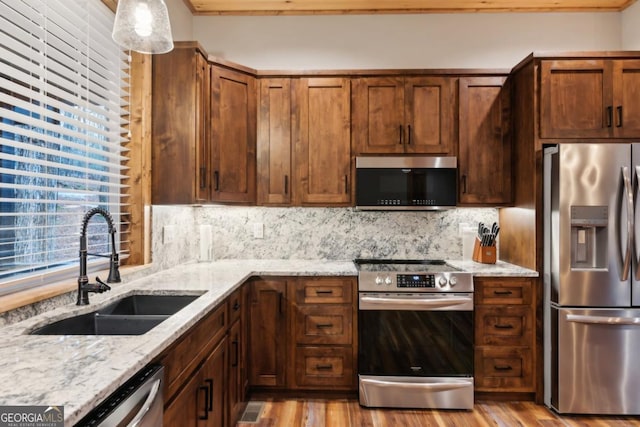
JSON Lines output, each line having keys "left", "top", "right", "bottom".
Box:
{"left": 359, "top": 295, "right": 473, "bottom": 311}
{"left": 361, "top": 377, "right": 470, "bottom": 392}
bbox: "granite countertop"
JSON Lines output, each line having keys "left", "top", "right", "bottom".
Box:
{"left": 0, "top": 258, "right": 536, "bottom": 425}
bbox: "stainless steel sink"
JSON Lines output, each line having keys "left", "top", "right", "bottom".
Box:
{"left": 29, "top": 293, "right": 203, "bottom": 335}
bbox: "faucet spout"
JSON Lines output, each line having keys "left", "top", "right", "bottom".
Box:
{"left": 77, "top": 207, "right": 121, "bottom": 305}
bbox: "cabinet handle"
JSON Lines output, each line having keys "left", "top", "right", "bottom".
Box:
{"left": 233, "top": 301, "right": 240, "bottom": 311}
{"left": 493, "top": 290, "right": 513, "bottom": 295}
{"left": 316, "top": 323, "right": 334, "bottom": 328}
{"left": 204, "top": 379, "right": 214, "bottom": 412}
{"left": 407, "top": 124, "right": 411, "bottom": 145}
{"left": 494, "top": 365, "right": 513, "bottom": 371}
{"left": 232, "top": 340, "right": 239, "bottom": 367}
{"left": 198, "top": 385, "right": 209, "bottom": 420}
{"left": 315, "top": 364, "right": 333, "bottom": 370}
{"left": 344, "top": 175, "right": 348, "bottom": 194}
{"left": 315, "top": 290, "right": 334, "bottom": 295}
{"left": 199, "top": 167, "right": 206, "bottom": 189}
{"left": 461, "top": 175, "right": 467, "bottom": 194}
{"left": 398, "top": 124, "right": 403, "bottom": 144}
{"left": 213, "top": 170, "right": 220, "bottom": 191}
{"left": 278, "top": 292, "right": 283, "bottom": 314}
{"left": 606, "top": 106, "right": 613, "bottom": 128}
{"left": 494, "top": 324, "right": 514, "bottom": 329}
{"left": 284, "top": 175, "right": 289, "bottom": 195}
{"left": 617, "top": 106, "right": 623, "bottom": 127}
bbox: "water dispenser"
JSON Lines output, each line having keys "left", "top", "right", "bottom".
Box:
{"left": 570, "top": 206, "right": 608, "bottom": 269}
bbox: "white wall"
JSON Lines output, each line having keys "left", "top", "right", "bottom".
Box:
{"left": 166, "top": 0, "right": 193, "bottom": 41}
{"left": 188, "top": 12, "right": 622, "bottom": 69}
{"left": 622, "top": 1, "right": 640, "bottom": 49}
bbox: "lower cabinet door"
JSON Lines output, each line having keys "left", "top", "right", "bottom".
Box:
{"left": 164, "top": 337, "right": 227, "bottom": 427}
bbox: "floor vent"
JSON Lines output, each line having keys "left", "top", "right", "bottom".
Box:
{"left": 239, "top": 401, "right": 264, "bottom": 423}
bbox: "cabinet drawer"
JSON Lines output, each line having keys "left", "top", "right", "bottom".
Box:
{"left": 294, "top": 346, "right": 354, "bottom": 388}
{"left": 475, "top": 306, "right": 533, "bottom": 346}
{"left": 475, "top": 347, "right": 533, "bottom": 391}
{"left": 294, "top": 305, "right": 352, "bottom": 345}
{"left": 228, "top": 286, "right": 243, "bottom": 324}
{"left": 475, "top": 278, "right": 533, "bottom": 305}
{"left": 159, "top": 302, "right": 227, "bottom": 401}
{"left": 294, "top": 278, "right": 354, "bottom": 304}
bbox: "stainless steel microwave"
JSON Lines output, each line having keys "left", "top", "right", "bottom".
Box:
{"left": 355, "top": 156, "right": 457, "bottom": 210}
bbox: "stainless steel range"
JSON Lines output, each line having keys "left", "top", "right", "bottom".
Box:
{"left": 355, "top": 259, "right": 474, "bottom": 410}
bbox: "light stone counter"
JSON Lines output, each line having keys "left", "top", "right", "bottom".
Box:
{"left": 0, "top": 258, "right": 535, "bottom": 425}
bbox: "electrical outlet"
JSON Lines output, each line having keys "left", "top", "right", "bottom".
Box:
{"left": 458, "top": 222, "right": 469, "bottom": 237}
{"left": 163, "top": 225, "right": 176, "bottom": 244}
{"left": 252, "top": 222, "right": 264, "bottom": 239}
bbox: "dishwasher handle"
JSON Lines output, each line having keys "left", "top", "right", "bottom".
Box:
{"left": 129, "top": 378, "right": 162, "bottom": 427}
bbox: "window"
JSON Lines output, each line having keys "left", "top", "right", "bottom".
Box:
{"left": 0, "top": 0, "right": 129, "bottom": 295}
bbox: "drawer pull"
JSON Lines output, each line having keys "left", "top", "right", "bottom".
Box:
{"left": 198, "top": 385, "right": 209, "bottom": 420}
{"left": 494, "top": 324, "right": 514, "bottom": 329}
{"left": 233, "top": 301, "right": 240, "bottom": 311}
{"left": 315, "top": 290, "right": 334, "bottom": 295}
{"left": 316, "top": 323, "right": 334, "bottom": 328}
{"left": 494, "top": 365, "right": 513, "bottom": 371}
{"left": 315, "top": 364, "right": 333, "bottom": 370}
{"left": 493, "top": 290, "right": 513, "bottom": 295}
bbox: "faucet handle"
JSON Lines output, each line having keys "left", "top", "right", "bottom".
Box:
{"left": 95, "top": 276, "right": 112, "bottom": 292}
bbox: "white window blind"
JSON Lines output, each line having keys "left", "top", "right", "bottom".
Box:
{"left": 0, "top": 0, "right": 130, "bottom": 295}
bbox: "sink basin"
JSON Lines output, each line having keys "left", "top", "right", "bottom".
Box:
{"left": 29, "top": 293, "right": 203, "bottom": 336}
{"left": 98, "top": 294, "right": 201, "bottom": 316}
{"left": 30, "top": 313, "right": 168, "bottom": 335}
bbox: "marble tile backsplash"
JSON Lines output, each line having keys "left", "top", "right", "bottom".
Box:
{"left": 152, "top": 205, "right": 499, "bottom": 265}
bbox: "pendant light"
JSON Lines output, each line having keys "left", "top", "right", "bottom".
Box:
{"left": 112, "top": 0, "right": 174, "bottom": 54}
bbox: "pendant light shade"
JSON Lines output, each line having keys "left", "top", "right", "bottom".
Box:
{"left": 112, "top": 0, "right": 174, "bottom": 54}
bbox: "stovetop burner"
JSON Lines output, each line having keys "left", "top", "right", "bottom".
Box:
{"left": 354, "top": 259, "right": 459, "bottom": 274}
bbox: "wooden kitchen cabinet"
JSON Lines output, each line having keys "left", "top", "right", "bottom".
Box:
{"left": 289, "top": 277, "right": 357, "bottom": 391}
{"left": 227, "top": 286, "right": 248, "bottom": 426}
{"left": 247, "top": 277, "right": 357, "bottom": 392}
{"left": 248, "top": 279, "right": 288, "bottom": 388}
{"left": 257, "top": 78, "right": 293, "bottom": 205}
{"left": 293, "top": 78, "right": 352, "bottom": 206}
{"left": 152, "top": 44, "right": 210, "bottom": 204}
{"left": 474, "top": 277, "right": 535, "bottom": 394}
{"left": 458, "top": 76, "right": 512, "bottom": 205}
{"left": 540, "top": 59, "right": 640, "bottom": 139}
{"left": 210, "top": 65, "right": 257, "bottom": 203}
{"left": 164, "top": 337, "right": 227, "bottom": 427}
{"left": 352, "top": 76, "right": 456, "bottom": 155}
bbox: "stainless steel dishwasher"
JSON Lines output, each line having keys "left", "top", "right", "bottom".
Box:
{"left": 75, "top": 365, "right": 163, "bottom": 427}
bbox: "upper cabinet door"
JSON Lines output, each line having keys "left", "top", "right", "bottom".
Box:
{"left": 210, "top": 66, "right": 257, "bottom": 203}
{"left": 404, "top": 77, "right": 456, "bottom": 154}
{"left": 257, "top": 78, "right": 293, "bottom": 206}
{"left": 458, "top": 76, "right": 512, "bottom": 205}
{"left": 351, "top": 77, "right": 405, "bottom": 154}
{"left": 294, "top": 77, "right": 351, "bottom": 206}
{"left": 195, "top": 54, "right": 211, "bottom": 203}
{"left": 540, "top": 60, "right": 613, "bottom": 139}
{"left": 612, "top": 60, "right": 640, "bottom": 138}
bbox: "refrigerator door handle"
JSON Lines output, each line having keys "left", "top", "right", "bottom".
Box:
{"left": 622, "top": 166, "right": 633, "bottom": 281}
{"left": 636, "top": 166, "right": 640, "bottom": 281}
{"left": 567, "top": 313, "right": 640, "bottom": 325}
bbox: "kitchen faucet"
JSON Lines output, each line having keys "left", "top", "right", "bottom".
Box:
{"left": 77, "top": 207, "right": 121, "bottom": 305}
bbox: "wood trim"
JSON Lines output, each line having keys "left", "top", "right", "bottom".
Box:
{"left": 125, "top": 52, "right": 152, "bottom": 265}
{"left": 100, "top": 0, "right": 117, "bottom": 13}
{"left": 257, "top": 68, "right": 511, "bottom": 77}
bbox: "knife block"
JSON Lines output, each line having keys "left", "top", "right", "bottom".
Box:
{"left": 472, "top": 237, "right": 497, "bottom": 264}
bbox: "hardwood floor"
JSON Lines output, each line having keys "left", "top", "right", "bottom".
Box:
{"left": 237, "top": 399, "right": 640, "bottom": 427}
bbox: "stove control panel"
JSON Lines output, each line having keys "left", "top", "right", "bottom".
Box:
{"left": 358, "top": 271, "right": 473, "bottom": 293}
{"left": 397, "top": 274, "right": 436, "bottom": 288}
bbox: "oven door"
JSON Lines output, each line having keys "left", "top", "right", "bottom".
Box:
{"left": 358, "top": 292, "right": 474, "bottom": 409}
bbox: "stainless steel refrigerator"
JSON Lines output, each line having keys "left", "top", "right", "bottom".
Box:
{"left": 544, "top": 143, "right": 640, "bottom": 415}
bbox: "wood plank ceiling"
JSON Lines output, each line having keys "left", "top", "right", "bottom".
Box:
{"left": 184, "top": 0, "right": 637, "bottom": 15}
